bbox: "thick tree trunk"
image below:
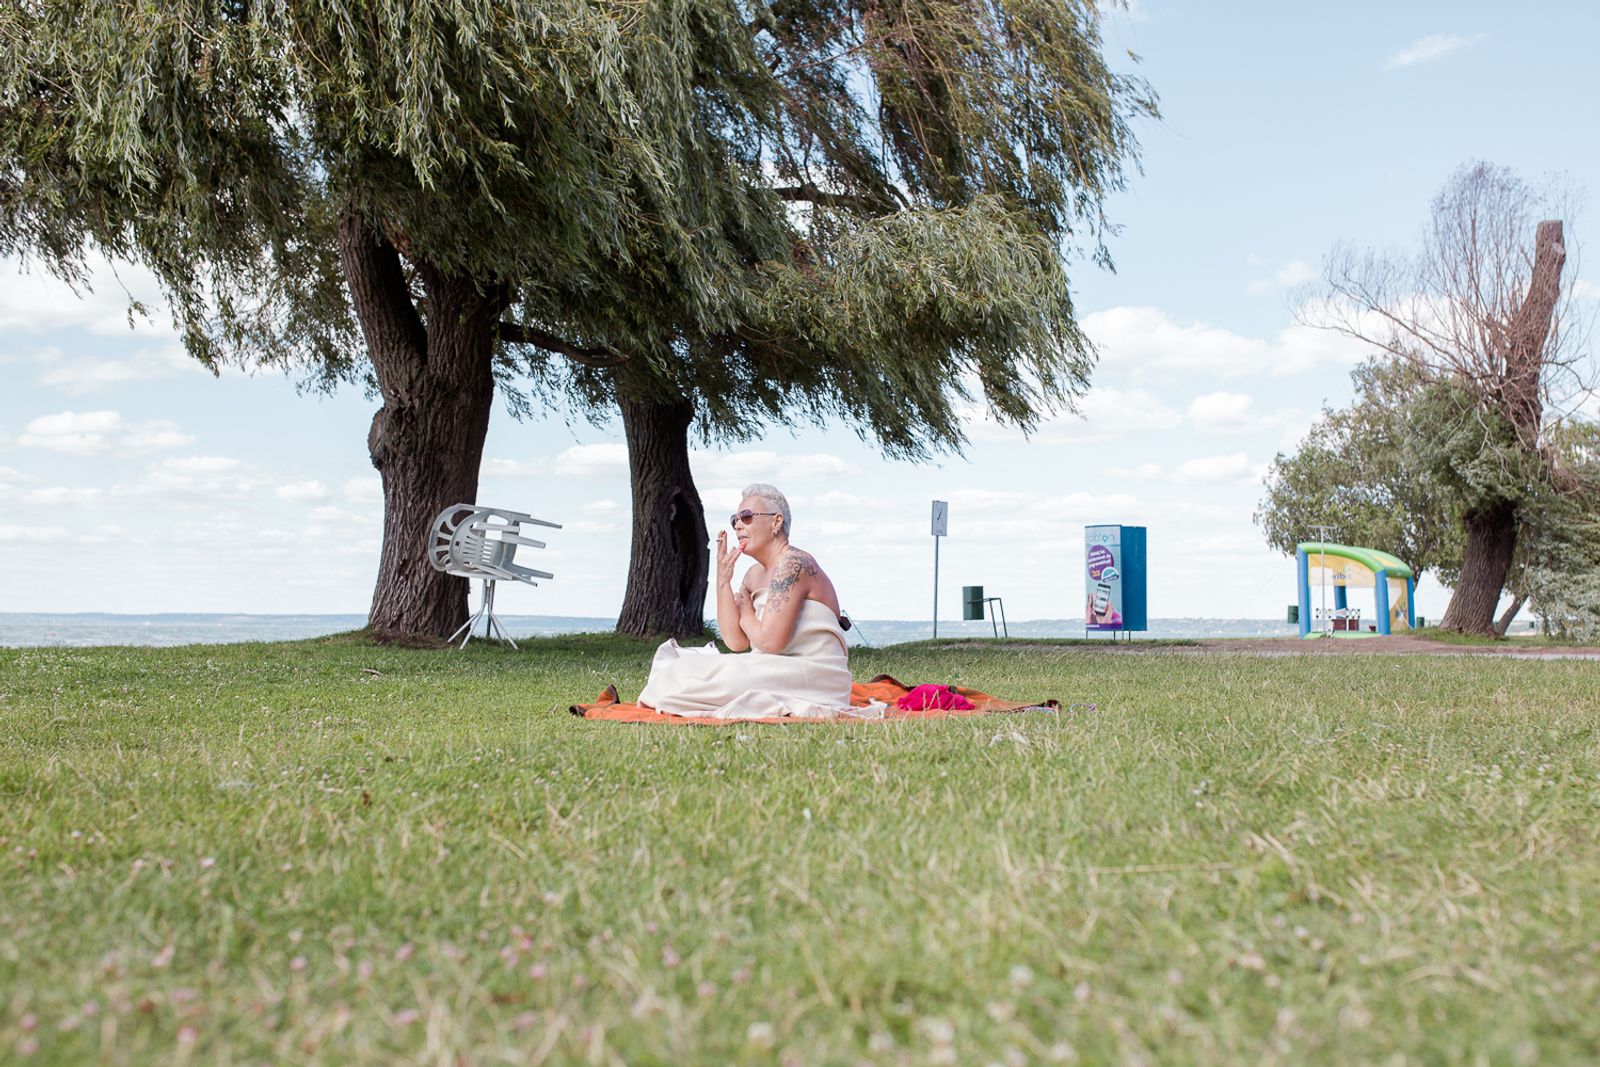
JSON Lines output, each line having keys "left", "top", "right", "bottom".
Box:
{"left": 1493, "top": 593, "right": 1526, "bottom": 636}
{"left": 1439, "top": 504, "right": 1518, "bottom": 636}
{"left": 615, "top": 392, "right": 709, "bottom": 638}
{"left": 339, "top": 211, "right": 502, "bottom": 640}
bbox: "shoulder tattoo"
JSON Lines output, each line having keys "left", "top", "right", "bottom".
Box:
{"left": 766, "top": 548, "right": 817, "bottom": 607}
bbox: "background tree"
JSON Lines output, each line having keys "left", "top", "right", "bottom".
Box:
{"left": 1256, "top": 357, "right": 1462, "bottom": 586}
{"left": 1302, "top": 162, "right": 1591, "bottom": 635}
{"left": 2, "top": 0, "right": 1152, "bottom": 641}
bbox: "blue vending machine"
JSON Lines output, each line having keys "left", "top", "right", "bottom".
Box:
{"left": 1085, "top": 525, "right": 1147, "bottom": 636}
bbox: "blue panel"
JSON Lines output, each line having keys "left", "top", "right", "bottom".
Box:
{"left": 1374, "top": 568, "right": 1390, "bottom": 635}
{"left": 1297, "top": 550, "right": 1310, "bottom": 637}
{"left": 1407, "top": 578, "right": 1417, "bottom": 628}
{"left": 1121, "top": 526, "right": 1148, "bottom": 631}
{"left": 1333, "top": 585, "right": 1348, "bottom": 611}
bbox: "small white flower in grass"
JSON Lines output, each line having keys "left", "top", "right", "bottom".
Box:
{"left": 81, "top": 1000, "right": 100, "bottom": 1017}
{"left": 176, "top": 1025, "right": 199, "bottom": 1045}
{"left": 279, "top": 863, "right": 293, "bottom": 873}
{"left": 645, "top": 921, "right": 658, "bottom": 934}
{"left": 70, "top": 830, "right": 83, "bottom": 840}
{"left": 746, "top": 1022, "right": 775, "bottom": 1048}
{"left": 542, "top": 891, "right": 562, "bottom": 906}
{"left": 868, "top": 1032, "right": 895, "bottom": 1052}
{"left": 199, "top": 857, "right": 215, "bottom": 870}
{"left": 131, "top": 859, "right": 146, "bottom": 872}
{"left": 732, "top": 966, "right": 751, "bottom": 984}
{"left": 1008, "top": 964, "right": 1034, "bottom": 988}
{"left": 395, "top": 943, "right": 414, "bottom": 962}
{"left": 661, "top": 947, "right": 680, "bottom": 968}
{"left": 1073, "top": 981, "right": 1090, "bottom": 1002}
{"left": 527, "top": 963, "right": 548, "bottom": 980}
{"left": 986, "top": 1001, "right": 1015, "bottom": 1022}
{"left": 357, "top": 961, "right": 374, "bottom": 981}
{"left": 170, "top": 988, "right": 198, "bottom": 1004}
{"left": 513, "top": 1012, "right": 539, "bottom": 1031}
{"left": 1235, "top": 953, "right": 1266, "bottom": 972}
{"left": 290, "top": 956, "right": 308, "bottom": 973}
{"left": 151, "top": 945, "right": 175, "bottom": 968}
{"left": 697, "top": 981, "right": 716, "bottom": 998}
{"left": 916, "top": 1017, "right": 956, "bottom": 1044}
{"left": 802, "top": 808, "right": 812, "bottom": 821}
{"left": 393, "top": 1009, "right": 420, "bottom": 1026}
{"left": 1047, "top": 1040, "right": 1078, "bottom": 1062}
{"left": 19, "top": 1013, "right": 38, "bottom": 1033}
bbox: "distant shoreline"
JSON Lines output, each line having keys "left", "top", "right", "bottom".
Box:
{"left": 0, "top": 611, "right": 1305, "bottom": 649}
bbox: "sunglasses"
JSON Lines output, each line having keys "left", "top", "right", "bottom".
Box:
{"left": 730, "top": 510, "right": 778, "bottom": 528}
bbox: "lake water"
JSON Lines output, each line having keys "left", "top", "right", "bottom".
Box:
{"left": 0, "top": 612, "right": 1297, "bottom": 648}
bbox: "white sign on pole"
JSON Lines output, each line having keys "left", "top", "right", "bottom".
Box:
{"left": 931, "top": 500, "right": 948, "bottom": 537}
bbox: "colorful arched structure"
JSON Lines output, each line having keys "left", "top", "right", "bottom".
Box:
{"left": 1296, "top": 543, "right": 1416, "bottom": 638}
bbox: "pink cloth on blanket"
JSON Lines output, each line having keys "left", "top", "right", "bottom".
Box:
{"left": 895, "top": 684, "right": 976, "bottom": 712}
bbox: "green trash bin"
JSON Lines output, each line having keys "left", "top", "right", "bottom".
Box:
{"left": 1286, "top": 604, "right": 1299, "bottom": 625}
{"left": 962, "top": 586, "right": 985, "bottom": 621}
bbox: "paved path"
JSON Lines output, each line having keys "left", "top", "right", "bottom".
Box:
{"left": 948, "top": 635, "right": 1600, "bottom": 661}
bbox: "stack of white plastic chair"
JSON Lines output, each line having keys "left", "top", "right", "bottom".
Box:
{"left": 426, "top": 504, "right": 561, "bottom": 649}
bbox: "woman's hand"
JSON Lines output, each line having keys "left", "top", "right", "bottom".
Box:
{"left": 714, "top": 530, "right": 741, "bottom": 589}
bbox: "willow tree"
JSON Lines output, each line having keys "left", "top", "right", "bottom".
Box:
{"left": 559, "top": 0, "right": 1157, "bottom": 636}
{"left": 1, "top": 0, "right": 1150, "bottom": 640}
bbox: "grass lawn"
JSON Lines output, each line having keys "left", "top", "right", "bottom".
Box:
{"left": 3, "top": 634, "right": 1598, "bottom": 1065}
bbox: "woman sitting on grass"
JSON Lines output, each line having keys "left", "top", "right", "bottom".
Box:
{"left": 638, "top": 483, "right": 855, "bottom": 719}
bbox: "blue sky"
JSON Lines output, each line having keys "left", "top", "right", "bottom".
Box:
{"left": 3, "top": 1, "right": 1597, "bottom": 622}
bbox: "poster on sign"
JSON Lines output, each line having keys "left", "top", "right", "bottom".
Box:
{"left": 1085, "top": 525, "right": 1123, "bottom": 630}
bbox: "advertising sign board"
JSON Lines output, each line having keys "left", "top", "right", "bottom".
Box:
{"left": 1085, "top": 524, "right": 1147, "bottom": 632}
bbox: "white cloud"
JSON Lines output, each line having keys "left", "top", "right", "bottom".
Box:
{"left": 1384, "top": 33, "right": 1487, "bottom": 71}
{"left": 343, "top": 475, "right": 383, "bottom": 504}
{"left": 18, "top": 410, "right": 194, "bottom": 456}
{"left": 277, "top": 480, "right": 330, "bottom": 502}
{"left": 691, "top": 449, "right": 856, "bottom": 484}
{"left": 20, "top": 487, "right": 103, "bottom": 508}
{"left": 1575, "top": 279, "right": 1598, "bottom": 302}
{"left": 482, "top": 458, "right": 545, "bottom": 477}
{"left": 26, "top": 344, "right": 202, "bottom": 394}
{"left": 581, "top": 499, "right": 621, "bottom": 515}
{"left": 552, "top": 443, "right": 629, "bottom": 479}
{"left": 0, "top": 525, "right": 71, "bottom": 544}
{"left": 1107, "top": 462, "right": 1163, "bottom": 481}
{"left": 1173, "top": 453, "right": 1254, "bottom": 484}
{"left": 1246, "top": 259, "right": 1317, "bottom": 295}
{"left": 1083, "top": 305, "right": 1368, "bottom": 379}
{"left": 113, "top": 455, "right": 269, "bottom": 501}
{"left": 0, "top": 255, "right": 176, "bottom": 338}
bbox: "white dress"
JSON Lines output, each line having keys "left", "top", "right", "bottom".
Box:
{"left": 639, "top": 590, "right": 874, "bottom": 720}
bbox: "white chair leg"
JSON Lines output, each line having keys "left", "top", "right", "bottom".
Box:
{"left": 456, "top": 579, "right": 494, "bottom": 649}
{"left": 484, "top": 581, "right": 519, "bottom": 649}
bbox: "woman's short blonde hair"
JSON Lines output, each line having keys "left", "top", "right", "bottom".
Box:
{"left": 741, "top": 483, "right": 791, "bottom": 536}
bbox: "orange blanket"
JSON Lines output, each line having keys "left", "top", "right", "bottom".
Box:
{"left": 570, "top": 674, "right": 1059, "bottom": 724}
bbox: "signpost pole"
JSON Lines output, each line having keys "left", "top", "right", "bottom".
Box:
{"left": 1309, "top": 523, "right": 1335, "bottom": 637}
{"left": 932, "top": 534, "right": 940, "bottom": 640}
